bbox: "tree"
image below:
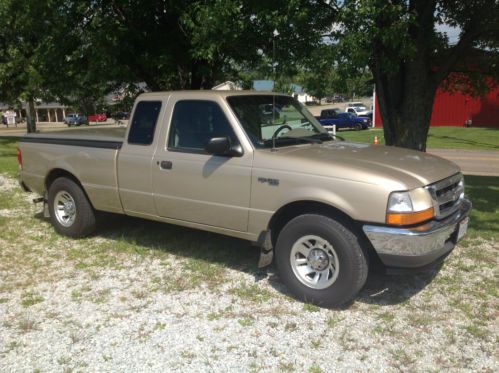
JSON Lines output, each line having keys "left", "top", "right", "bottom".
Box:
{"left": 0, "top": 1, "right": 58, "bottom": 132}
{"left": 2, "top": 0, "right": 330, "bottom": 123}
{"left": 345, "top": 69, "right": 373, "bottom": 100}
{"left": 330, "top": 0, "right": 498, "bottom": 150}
{"left": 44, "top": 0, "right": 332, "bottom": 92}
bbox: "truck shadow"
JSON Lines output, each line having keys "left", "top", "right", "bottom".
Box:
{"left": 59, "top": 212, "right": 441, "bottom": 308}
{"left": 33, "top": 210, "right": 445, "bottom": 307}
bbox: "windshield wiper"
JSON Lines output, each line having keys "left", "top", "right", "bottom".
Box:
{"left": 280, "top": 136, "right": 323, "bottom": 144}
{"left": 311, "top": 133, "right": 345, "bottom": 142}
{"left": 263, "top": 136, "right": 322, "bottom": 147}
{"left": 311, "top": 133, "right": 333, "bottom": 141}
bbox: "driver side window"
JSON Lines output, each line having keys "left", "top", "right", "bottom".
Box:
{"left": 168, "top": 100, "right": 238, "bottom": 152}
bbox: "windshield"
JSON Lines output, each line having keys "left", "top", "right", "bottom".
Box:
{"left": 227, "top": 95, "right": 328, "bottom": 148}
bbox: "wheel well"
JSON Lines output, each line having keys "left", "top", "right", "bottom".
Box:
{"left": 268, "top": 200, "right": 382, "bottom": 267}
{"left": 268, "top": 201, "right": 356, "bottom": 244}
{"left": 45, "top": 169, "right": 84, "bottom": 193}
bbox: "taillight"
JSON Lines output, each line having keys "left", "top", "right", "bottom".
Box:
{"left": 17, "top": 147, "right": 23, "bottom": 169}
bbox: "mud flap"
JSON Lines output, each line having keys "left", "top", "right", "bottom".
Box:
{"left": 43, "top": 199, "right": 50, "bottom": 218}
{"left": 257, "top": 230, "right": 273, "bottom": 268}
{"left": 33, "top": 193, "right": 50, "bottom": 218}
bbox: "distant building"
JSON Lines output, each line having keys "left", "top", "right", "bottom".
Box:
{"left": 212, "top": 81, "right": 242, "bottom": 90}
{"left": 373, "top": 75, "right": 499, "bottom": 128}
{"left": 1, "top": 101, "right": 70, "bottom": 123}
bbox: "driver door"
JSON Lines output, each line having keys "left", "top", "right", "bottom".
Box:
{"left": 152, "top": 98, "right": 252, "bottom": 232}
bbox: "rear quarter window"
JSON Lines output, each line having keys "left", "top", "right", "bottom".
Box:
{"left": 128, "top": 101, "right": 162, "bottom": 145}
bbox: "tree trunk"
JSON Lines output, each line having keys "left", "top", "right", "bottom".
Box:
{"left": 372, "top": 37, "right": 438, "bottom": 152}
{"left": 371, "top": 0, "right": 441, "bottom": 152}
{"left": 190, "top": 60, "right": 215, "bottom": 90}
{"left": 25, "top": 98, "right": 37, "bottom": 133}
{"left": 374, "top": 65, "right": 437, "bottom": 151}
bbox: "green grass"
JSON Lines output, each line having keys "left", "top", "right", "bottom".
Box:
{"left": 464, "top": 176, "right": 499, "bottom": 241}
{"left": 229, "top": 283, "right": 273, "bottom": 303}
{"left": 339, "top": 127, "right": 499, "bottom": 150}
{"left": 0, "top": 137, "right": 19, "bottom": 178}
{"left": 20, "top": 291, "right": 44, "bottom": 307}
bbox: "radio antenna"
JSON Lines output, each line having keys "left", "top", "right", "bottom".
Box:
{"left": 272, "top": 29, "right": 279, "bottom": 151}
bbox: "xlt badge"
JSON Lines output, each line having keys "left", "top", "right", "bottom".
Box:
{"left": 258, "top": 177, "right": 279, "bottom": 186}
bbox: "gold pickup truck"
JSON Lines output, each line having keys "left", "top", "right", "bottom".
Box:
{"left": 18, "top": 91, "right": 471, "bottom": 307}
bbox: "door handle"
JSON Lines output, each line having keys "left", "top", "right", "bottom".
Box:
{"left": 159, "top": 160, "right": 173, "bottom": 170}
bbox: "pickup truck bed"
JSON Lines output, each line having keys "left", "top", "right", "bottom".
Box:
{"left": 23, "top": 127, "right": 126, "bottom": 143}
{"left": 21, "top": 127, "right": 127, "bottom": 214}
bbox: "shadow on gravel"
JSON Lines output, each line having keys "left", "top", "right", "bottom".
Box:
{"left": 36, "top": 210, "right": 445, "bottom": 308}
{"left": 356, "top": 267, "right": 441, "bottom": 306}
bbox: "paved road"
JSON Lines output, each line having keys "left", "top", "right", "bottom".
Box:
{"left": 428, "top": 148, "right": 499, "bottom": 177}
{"left": 1, "top": 125, "right": 498, "bottom": 176}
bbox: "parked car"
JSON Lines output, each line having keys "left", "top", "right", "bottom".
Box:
{"left": 345, "top": 102, "right": 371, "bottom": 117}
{"left": 88, "top": 113, "right": 107, "bottom": 122}
{"left": 64, "top": 114, "right": 89, "bottom": 126}
{"left": 18, "top": 91, "right": 471, "bottom": 308}
{"left": 260, "top": 104, "right": 281, "bottom": 122}
{"left": 315, "top": 109, "right": 370, "bottom": 130}
{"left": 114, "top": 111, "right": 129, "bottom": 120}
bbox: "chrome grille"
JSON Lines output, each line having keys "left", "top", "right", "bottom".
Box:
{"left": 426, "top": 173, "right": 464, "bottom": 219}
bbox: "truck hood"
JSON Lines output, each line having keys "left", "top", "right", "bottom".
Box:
{"left": 254, "top": 141, "right": 460, "bottom": 190}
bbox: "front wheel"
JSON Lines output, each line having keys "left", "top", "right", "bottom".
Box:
{"left": 275, "top": 214, "right": 368, "bottom": 308}
{"left": 48, "top": 177, "right": 96, "bottom": 238}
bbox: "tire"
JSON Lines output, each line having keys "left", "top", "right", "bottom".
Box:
{"left": 48, "top": 177, "right": 96, "bottom": 238}
{"left": 354, "top": 124, "right": 362, "bottom": 131}
{"left": 275, "top": 214, "right": 368, "bottom": 308}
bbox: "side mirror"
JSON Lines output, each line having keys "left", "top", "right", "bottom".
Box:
{"left": 205, "top": 137, "right": 243, "bottom": 157}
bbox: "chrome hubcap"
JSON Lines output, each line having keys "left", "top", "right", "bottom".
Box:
{"left": 290, "top": 235, "right": 340, "bottom": 289}
{"left": 54, "top": 191, "right": 76, "bottom": 227}
{"left": 308, "top": 249, "right": 329, "bottom": 271}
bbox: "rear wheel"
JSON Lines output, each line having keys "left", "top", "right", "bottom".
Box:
{"left": 48, "top": 177, "right": 96, "bottom": 238}
{"left": 275, "top": 214, "right": 368, "bottom": 308}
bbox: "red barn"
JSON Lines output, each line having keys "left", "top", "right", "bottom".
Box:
{"left": 373, "top": 84, "right": 499, "bottom": 128}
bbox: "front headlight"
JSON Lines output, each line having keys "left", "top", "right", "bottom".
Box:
{"left": 386, "top": 188, "right": 434, "bottom": 225}
{"left": 387, "top": 191, "right": 413, "bottom": 212}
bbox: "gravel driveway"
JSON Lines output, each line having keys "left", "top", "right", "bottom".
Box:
{"left": 0, "top": 174, "right": 498, "bottom": 372}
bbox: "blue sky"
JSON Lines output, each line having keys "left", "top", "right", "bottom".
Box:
{"left": 435, "top": 24, "right": 461, "bottom": 45}
{"left": 253, "top": 80, "right": 303, "bottom": 92}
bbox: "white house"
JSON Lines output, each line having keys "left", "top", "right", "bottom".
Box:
{"left": 211, "top": 81, "right": 242, "bottom": 91}
{"left": 294, "top": 92, "right": 316, "bottom": 104}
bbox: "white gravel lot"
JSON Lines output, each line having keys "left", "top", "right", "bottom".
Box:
{"left": 0, "top": 174, "right": 498, "bottom": 372}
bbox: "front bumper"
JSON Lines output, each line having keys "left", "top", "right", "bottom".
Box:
{"left": 363, "top": 198, "right": 472, "bottom": 268}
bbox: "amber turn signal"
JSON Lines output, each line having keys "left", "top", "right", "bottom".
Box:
{"left": 386, "top": 207, "right": 434, "bottom": 226}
